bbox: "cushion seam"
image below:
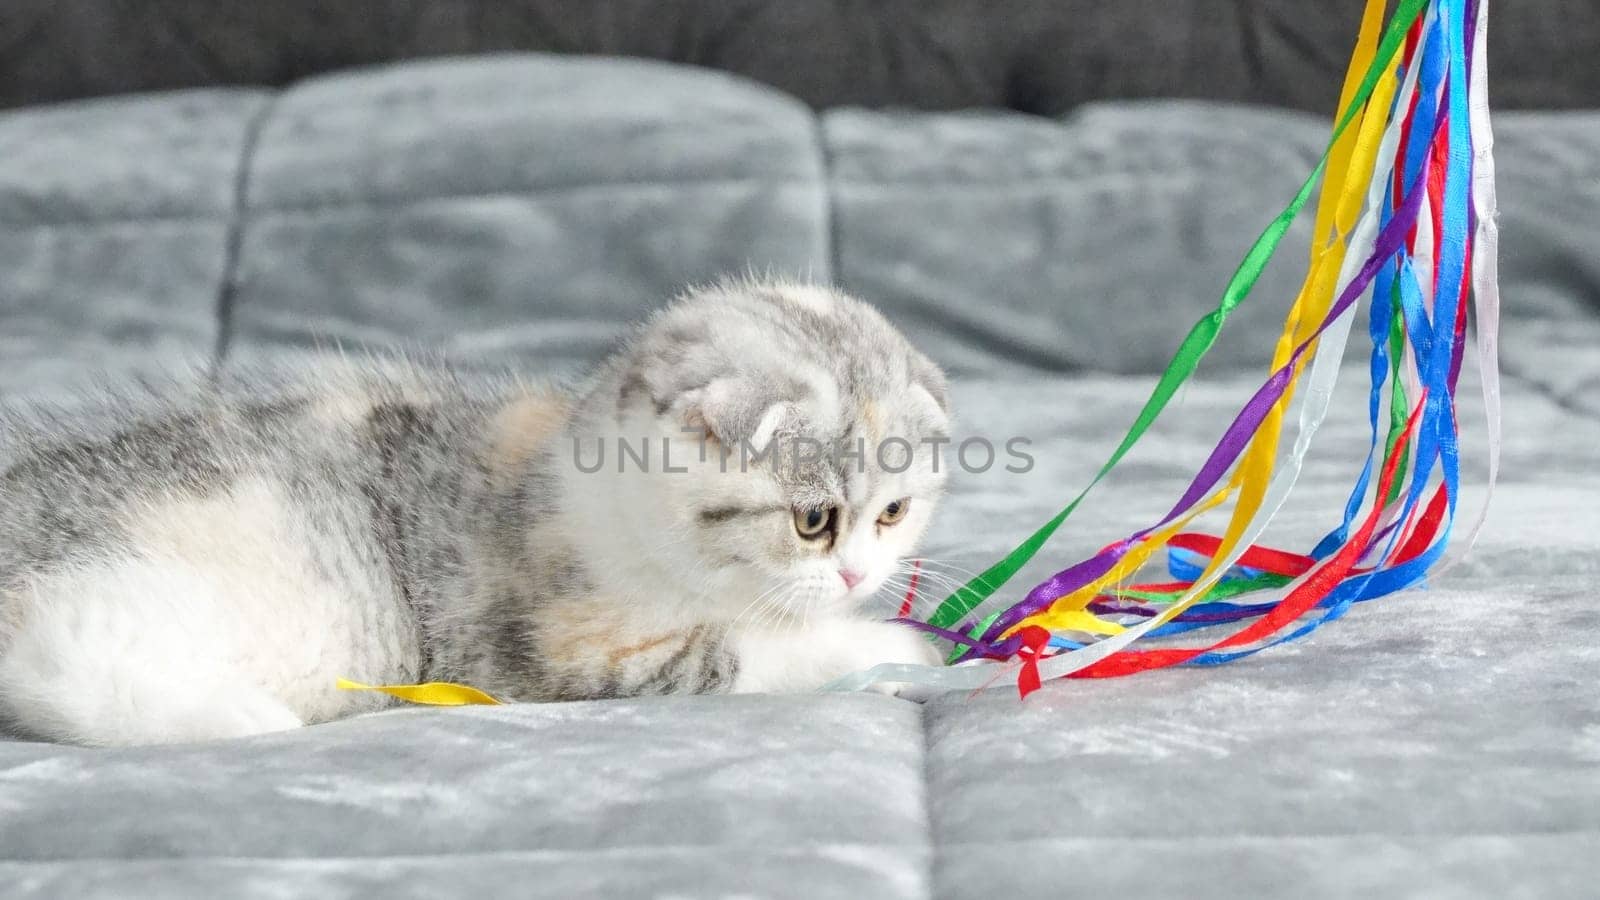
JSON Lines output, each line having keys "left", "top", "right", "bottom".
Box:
{"left": 814, "top": 110, "right": 838, "bottom": 284}
{"left": 917, "top": 703, "right": 937, "bottom": 900}
{"left": 244, "top": 176, "right": 821, "bottom": 218}
{"left": 1499, "top": 357, "right": 1600, "bottom": 419}
{"left": 0, "top": 840, "right": 934, "bottom": 865}
{"left": 4, "top": 830, "right": 1594, "bottom": 865}
{"left": 212, "top": 91, "right": 283, "bottom": 367}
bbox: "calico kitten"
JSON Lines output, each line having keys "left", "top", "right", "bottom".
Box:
{"left": 0, "top": 281, "right": 950, "bottom": 746}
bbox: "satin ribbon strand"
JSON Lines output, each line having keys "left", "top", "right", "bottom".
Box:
{"left": 336, "top": 678, "right": 503, "bottom": 706}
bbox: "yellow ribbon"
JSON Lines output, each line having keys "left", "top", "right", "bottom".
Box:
{"left": 337, "top": 677, "right": 503, "bottom": 706}
{"left": 1043, "top": 609, "right": 1127, "bottom": 636}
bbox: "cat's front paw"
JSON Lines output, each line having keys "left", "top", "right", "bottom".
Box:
{"left": 729, "top": 618, "right": 944, "bottom": 698}
{"left": 847, "top": 621, "right": 946, "bottom": 700}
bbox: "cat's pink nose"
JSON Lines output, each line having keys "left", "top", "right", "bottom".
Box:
{"left": 838, "top": 569, "right": 864, "bottom": 590}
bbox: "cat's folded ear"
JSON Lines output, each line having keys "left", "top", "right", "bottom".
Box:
{"left": 908, "top": 352, "right": 949, "bottom": 414}
{"left": 675, "top": 377, "right": 805, "bottom": 453}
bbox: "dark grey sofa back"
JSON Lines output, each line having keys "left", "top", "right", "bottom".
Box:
{"left": 3, "top": 0, "right": 1596, "bottom": 113}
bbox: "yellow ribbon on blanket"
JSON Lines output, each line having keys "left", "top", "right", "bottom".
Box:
{"left": 337, "top": 677, "right": 503, "bottom": 706}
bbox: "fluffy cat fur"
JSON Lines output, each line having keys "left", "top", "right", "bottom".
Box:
{"left": 0, "top": 281, "right": 951, "bottom": 746}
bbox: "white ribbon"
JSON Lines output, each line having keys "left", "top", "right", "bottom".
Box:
{"left": 1434, "top": 0, "right": 1500, "bottom": 575}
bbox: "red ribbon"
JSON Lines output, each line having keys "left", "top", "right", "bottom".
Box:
{"left": 1169, "top": 532, "right": 1317, "bottom": 577}
{"left": 1016, "top": 625, "right": 1052, "bottom": 698}
{"left": 898, "top": 560, "right": 922, "bottom": 618}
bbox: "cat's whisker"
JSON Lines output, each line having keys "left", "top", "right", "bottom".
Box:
{"left": 743, "top": 581, "right": 797, "bottom": 637}
{"left": 790, "top": 590, "right": 809, "bottom": 641}
{"left": 900, "top": 557, "right": 999, "bottom": 589}
{"left": 727, "top": 581, "right": 789, "bottom": 636}
{"left": 907, "top": 568, "right": 982, "bottom": 597}
{"left": 887, "top": 570, "right": 946, "bottom": 602}
{"left": 878, "top": 575, "right": 917, "bottom": 598}
{"left": 893, "top": 572, "right": 983, "bottom": 620}
{"left": 910, "top": 570, "right": 968, "bottom": 592}
{"left": 720, "top": 583, "right": 788, "bottom": 654}
{"left": 758, "top": 594, "right": 797, "bottom": 638}
{"left": 727, "top": 591, "right": 773, "bottom": 631}
{"left": 755, "top": 592, "right": 793, "bottom": 634}
{"left": 898, "top": 564, "right": 995, "bottom": 595}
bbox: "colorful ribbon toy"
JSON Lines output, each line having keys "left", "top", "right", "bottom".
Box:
{"left": 829, "top": 0, "right": 1502, "bottom": 698}
{"left": 347, "top": 0, "right": 1501, "bottom": 706}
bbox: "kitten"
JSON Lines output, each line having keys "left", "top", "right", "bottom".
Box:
{"left": 0, "top": 281, "right": 950, "bottom": 746}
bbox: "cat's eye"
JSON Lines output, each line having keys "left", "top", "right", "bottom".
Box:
{"left": 794, "top": 506, "right": 835, "bottom": 539}
{"left": 878, "top": 498, "right": 911, "bottom": 526}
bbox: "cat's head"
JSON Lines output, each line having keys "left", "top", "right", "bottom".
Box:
{"left": 567, "top": 280, "right": 949, "bottom": 620}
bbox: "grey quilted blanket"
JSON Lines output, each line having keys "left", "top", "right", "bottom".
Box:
{"left": 1, "top": 55, "right": 1597, "bottom": 898}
